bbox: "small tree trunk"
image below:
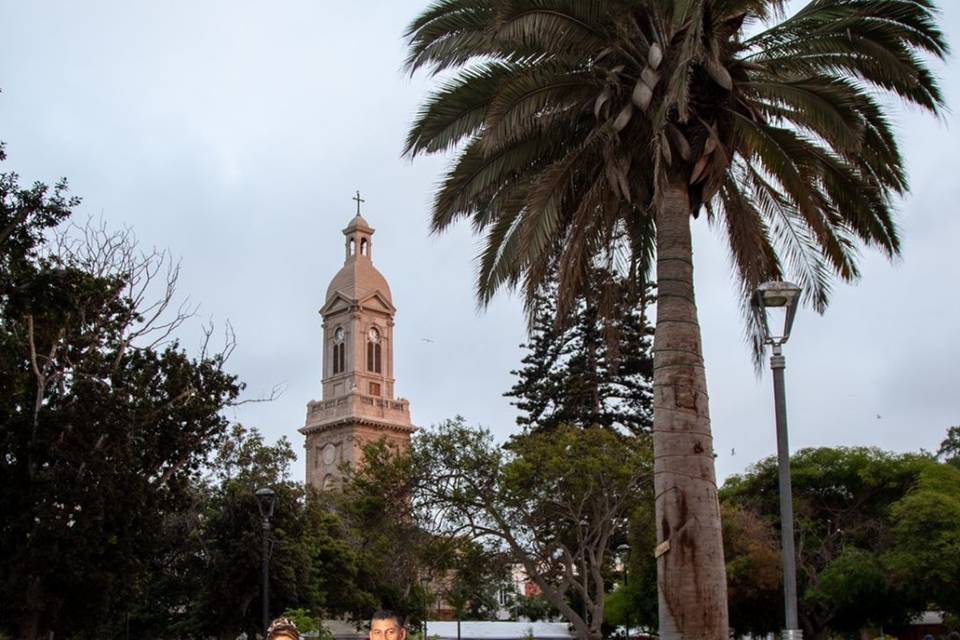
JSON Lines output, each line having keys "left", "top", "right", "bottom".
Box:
{"left": 20, "top": 575, "right": 47, "bottom": 640}
{"left": 21, "top": 615, "right": 40, "bottom": 640}
{"left": 652, "top": 179, "right": 729, "bottom": 639}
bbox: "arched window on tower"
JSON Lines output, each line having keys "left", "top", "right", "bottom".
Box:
{"left": 360, "top": 238, "right": 368, "bottom": 256}
{"left": 366, "top": 326, "right": 382, "bottom": 373}
{"left": 322, "top": 474, "right": 336, "bottom": 491}
{"left": 332, "top": 327, "right": 346, "bottom": 374}
{"left": 349, "top": 238, "right": 356, "bottom": 256}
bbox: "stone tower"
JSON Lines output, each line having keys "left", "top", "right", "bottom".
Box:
{"left": 299, "top": 211, "right": 415, "bottom": 491}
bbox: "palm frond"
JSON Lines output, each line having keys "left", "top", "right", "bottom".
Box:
{"left": 716, "top": 170, "right": 782, "bottom": 296}
{"left": 405, "top": 0, "right": 496, "bottom": 74}
{"left": 714, "top": 167, "right": 784, "bottom": 366}
{"left": 494, "top": 0, "right": 610, "bottom": 57}
{"left": 520, "top": 129, "right": 606, "bottom": 267}
{"left": 405, "top": 62, "right": 517, "bottom": 157}
{"left": 746, "top": 0, "right": 947, "bottom": 110}
{"left": 739, "top": 160, "right": 832, "bottom": 310}
{"left": 482, "top": 62, "right": 594, "bottom": 154}
{"left": 741, "top": 77, "right": 866, "bottom": 154}
{"left": 432, "top": 133, "right": 558, "bottom": 232}
{"left": 475, "top": 192, "right": 528, "bottom": 305}
{"left": 553, "top": 174, "right": 610, "bottom": 318}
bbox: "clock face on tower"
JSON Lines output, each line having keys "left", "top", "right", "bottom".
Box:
{"left": 368, "top": 327, "right": 380, "bottom": 342}
{"left": 334, "top": 327, "right": 344, "bottom": 343}
{"left": 322, "top": 443, "right": 337, "bottom": 465}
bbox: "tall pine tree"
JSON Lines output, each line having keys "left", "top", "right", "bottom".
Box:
{"left": 506, "top": 269, "right": 654, "bottom": 437}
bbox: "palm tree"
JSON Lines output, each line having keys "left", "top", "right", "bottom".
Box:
{"left": 402, "top": 1, "right": 946, "bottom": 638}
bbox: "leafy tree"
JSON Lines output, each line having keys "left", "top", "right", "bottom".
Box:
{"left": 604, "top": 496, "right": 659, "bottom": 636}
{"left": 412, "top": 419, "right": 651, "bottom": 640}
{"left": 0, "top": 143, "right": 74, "bottom": 270}
{"left": 343, "top": 440, "right": 525, "bottom": 625}
{"left": 721, "top": 447, "right": 960, "bottom": 639}
{"left": 887, "top": 461, "right": 960, "bottom": 616}
{"left": 337, "top": 439, "right": 511, "bottom": 627}
{"left": 507, "top": 268, "right": 655, "bottom": 630}
{"left": 721, "top": 503, "right": 782, "bottom": 637}
{"left": 337, "top": 439, "right": 431, "bottom": 623}
{"left": 0, "top": 156, "right": 242, "bottom": 640}
{"left": 130, "top": 424, "right": 367, "bottom": 640}
{"left": 939, "top": 425, "right": 960, "bottom": 469}
{"left": 438, "top": 539, "right": 511, "bottom": 621}
{"left": 282, "top": 608, "right": 322, "bottom": 634}
{"left": 181, "top": 425, "right": 323, "bottom": 639}
{"left": 403, "top": 3, "right": 946, "bottom": 638}
{"left": 509, "top": 595, "right": 559, "bottom": 623}
{"left": 506, "top": 269, "right": 653, "bottom": 436}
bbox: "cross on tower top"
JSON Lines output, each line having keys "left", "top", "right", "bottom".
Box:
{"left": 352, "top": 190, "right": 365, "bottom": 216}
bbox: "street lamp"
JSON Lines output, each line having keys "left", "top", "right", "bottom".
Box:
{"left": 256, "top": 487, "right": 277, "bottom": 638}
{"left": 616, "top": 544, "right": 631, "bottom": 640}
{"left": 420, "top": 575, "right": 430, "bottom": 640}
{"left": 752, "top": 280, "right": 803, "bottom": 640}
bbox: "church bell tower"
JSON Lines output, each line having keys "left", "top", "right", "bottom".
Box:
{"left": 299, "top": 202, "right": 415, "bottom": 491}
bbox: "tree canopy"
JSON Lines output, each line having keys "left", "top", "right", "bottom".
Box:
{"left": 411, "top": 419, "right": 652, "bottom": 640}
{"left": 721, "top": 445, "right": 960, "bottom": 639}
{"left": 939, "top": 425, "right": 960, "bottom": 469}
{"left": 0, "top": 150, "right": 241, "bottom": 640}
{"left": 505, "top": 269, "right": 654, "bottom": 437}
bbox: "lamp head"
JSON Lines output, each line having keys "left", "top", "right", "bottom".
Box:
{"left": 255, "top": 487, "right": 276, "bottom": 520}
{"left": 752, "top": 281, "right": 801, "bottom": 345}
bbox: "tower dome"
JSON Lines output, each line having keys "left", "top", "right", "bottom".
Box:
{"left": 324, "top": 213, "right": 393, "bottom": 304}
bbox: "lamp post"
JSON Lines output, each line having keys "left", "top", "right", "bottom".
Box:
{"left": 616, "top": 544, "right": 631, "bottom": 640}
{"left": 256, "top": 487, "right": 277, "bottom": 638}
{"left": 752, "top": 281, "right": 803, "bottom": 640}
{"left": 420, "top": 575, "right": 430, "bottom": 640}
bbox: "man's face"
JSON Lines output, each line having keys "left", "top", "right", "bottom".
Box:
{"left": 370, "top": 618, "right": 406, "bottom": 640}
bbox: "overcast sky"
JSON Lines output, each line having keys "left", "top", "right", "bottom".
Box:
{"left": 2, "top": 1, "right": 958, "bottom": 484}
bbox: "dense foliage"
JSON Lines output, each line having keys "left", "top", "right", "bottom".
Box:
{"left": 411, "top": 419, "right": 652, "bottom": 640}
{"left": 722, "top": 445, "right": 960, "bottom": 639}
{"left": 336, "top": 439, "right": 432, "bottom": 623}
{"left": 939, "top": 425, "right": 960, "bottom": 469}
{"left": 505, "top": 270, "right": 654, "bottom": 437}
{"left": 338, "top": 437, "right": 515, "bottom": 627}
{"left": 0, "top": 149, "right": 240, "bottom": 639}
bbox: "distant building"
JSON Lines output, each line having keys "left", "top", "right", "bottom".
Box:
{"left": 299, "top": 210, "right": 416, "bottom": 490}
{"left": 888, "top": 611, "right": 949, "bottom": 640}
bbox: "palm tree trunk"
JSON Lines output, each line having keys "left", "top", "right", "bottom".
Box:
{"left": 652, "top": 178, "right": 729, "bottom": 639}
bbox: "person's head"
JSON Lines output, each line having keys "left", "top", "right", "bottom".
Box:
{"left": 267, "top": 617, "right": 300, "bottom": 640}
{"left": 370, "top": 609, "right": 406, "bottom": 640}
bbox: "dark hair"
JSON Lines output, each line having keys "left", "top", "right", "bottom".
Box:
{"left": 267, "top": 617, "right": 300, "bottom": 640}
{"left": 371, "top": 609, "right": 404, "bottom": 627}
